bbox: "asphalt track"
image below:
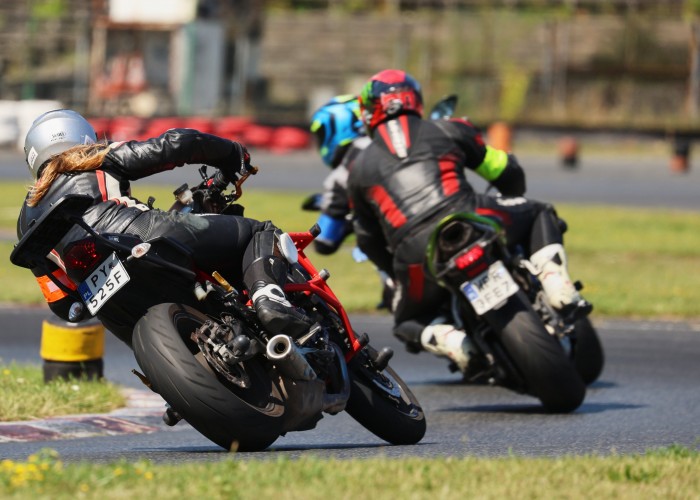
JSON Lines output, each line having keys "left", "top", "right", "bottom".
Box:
{"left": 1, "top": 144, "right": 699, "bottom": 461}
{"left": 1, "top": 309, "right": 699, "bottom": 462}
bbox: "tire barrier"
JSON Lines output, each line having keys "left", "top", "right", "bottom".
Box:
{"left": 40, "top": 317, "right": 105, "bottom": 383}
{"left": 86, "top": 116, "right": 312, "bottom": 153}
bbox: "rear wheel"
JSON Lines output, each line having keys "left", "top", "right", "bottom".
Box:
{"left": 486, "top": 292, "right": 586, "bottom": 413}
{"left": 573, "top": 316, "right": 605, "bottom": 385}
{"left": 132, "top": 303, "right": 284, "bottom": 451}
{"left": 345, "top": 345, "right": 426, "bottom": 445}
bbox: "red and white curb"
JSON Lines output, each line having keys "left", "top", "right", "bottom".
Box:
{"left": 0, "top": 389, "right": 175, "bottom": 443}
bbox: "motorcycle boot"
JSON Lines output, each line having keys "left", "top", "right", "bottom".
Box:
{"left": 393, "top": 319, "right": 424, "bottom": 353}
{"left": 420, "top": 322, "right": 474, "bottom": 373}
{"left": 243, "top": 231, "right": 313, "bottom": 337}
{"left": 530, "top": 243, "right": 592, "bottom": 321}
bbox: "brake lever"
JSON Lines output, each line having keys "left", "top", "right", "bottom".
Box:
{"left": 232, "top": 165, "right": 259, "bottom": 201}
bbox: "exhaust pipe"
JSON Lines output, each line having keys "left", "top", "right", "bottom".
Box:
{"left": 266, "top": 335, "right": 351, "bottom": 414}
{"left": 266, "top": 334, "right": 317, "bottom": 381}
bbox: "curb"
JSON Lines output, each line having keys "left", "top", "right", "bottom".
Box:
{"left": 0, "top": 389, "right": 173, "bottom": 443}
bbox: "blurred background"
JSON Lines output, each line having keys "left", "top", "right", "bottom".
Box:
{"left": 0, "top": 0, "right": 699, "bottom": 157}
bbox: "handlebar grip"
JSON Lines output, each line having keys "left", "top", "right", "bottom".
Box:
{"left": 212, "top": 170, "right": 230, "bottom": 190}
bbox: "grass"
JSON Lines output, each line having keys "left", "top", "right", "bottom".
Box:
{"left": 0, "top": 363, "right": 125, "bottom": 422}
{"left": 0, "top": 446, "right": 698, "bottom": 499}
{"left": 2, "top": 182, "right": 700, "bottom": 319}
{"left": 554, "top": 204, "right": 700, "bottom": 319}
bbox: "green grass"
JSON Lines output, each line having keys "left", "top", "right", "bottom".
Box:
{"left": 556, "top": 205, "right": 700, "bottom": 319}
{"left": 0, "top": 363, "right": 125, "bottom": 422}
{"left": 0, "top": 446, "right": 698, "bottom": 499}
{"left": 3, "top": 182, "right": 700, "bottom": 319}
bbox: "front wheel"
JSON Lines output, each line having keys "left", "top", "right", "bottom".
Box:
{"left": 573, "top": 316, "right": 605, "bottom": 385}
{"left": 345, "top": 345, "right": 426, "bottom": 445}
{"left": 485, "top": 292, "right": 586, "bottom": 413}
{"left": 132, "top": 303, "right": 285, "bottom": 451}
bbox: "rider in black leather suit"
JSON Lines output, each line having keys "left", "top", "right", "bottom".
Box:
{"left": 18, "top": 110, "right": 312, "bottom": 338}
{"left": 347, "top": 70, "right": 590, "bottom": 372}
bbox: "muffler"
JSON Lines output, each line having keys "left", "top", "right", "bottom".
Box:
{"left": 266, "top": 334, "right": 317, "bottom": 381}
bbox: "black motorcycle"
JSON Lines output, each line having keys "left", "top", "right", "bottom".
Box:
{"left": 10, "top": 165, "right": 425, "bottom": 451}
{"left": 426, "top": 211, "right": 603, "bottom": 412}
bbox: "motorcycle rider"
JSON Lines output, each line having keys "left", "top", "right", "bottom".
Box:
{"left": 347, "top": 69, "right": 591, "bottom": 373}
{"left": 307, "top": 94, "right": 369, "bottom": 255}
{"left": 307, "top": 95, "right": 395, "bottom": 309}
{"left": 17, "top": 109, "right": 313, "bottom": 338}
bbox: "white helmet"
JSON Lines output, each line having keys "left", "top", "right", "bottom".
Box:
{"left": 23, "top": 109, "right": 97, "bottom": 179}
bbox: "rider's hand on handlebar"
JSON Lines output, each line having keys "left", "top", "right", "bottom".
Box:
{"left": 241, "top": 146, "right": 252, "bottom": 173}
{"left": 220, "top": 142, "right": 253, "bottom": 184}
{"left": 234, "top": 142, "right": 252, "bottom": 176}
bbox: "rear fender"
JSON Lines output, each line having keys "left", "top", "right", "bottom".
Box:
{"left": 425, "top": 211, "right": 505, "bottom": 288}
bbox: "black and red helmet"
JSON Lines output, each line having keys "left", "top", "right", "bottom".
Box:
{"left": 359, "top": 69, "right": 424, "bottom": 133}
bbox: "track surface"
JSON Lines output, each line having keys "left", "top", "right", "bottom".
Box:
{"left": 1, "top": 309, "right": 699, "bottom": 462}
{"left": 1, "top": 145, "right": 698, "bottom": 460}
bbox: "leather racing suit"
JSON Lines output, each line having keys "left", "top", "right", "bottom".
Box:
{"left": 312, "top": 136, "right": 371, "bottom": 254}
{"left": 347, "top": 114, "right": 565, "bottom": 349}
{"left": 17, "top": 129, "right": 282, "bottom": 333}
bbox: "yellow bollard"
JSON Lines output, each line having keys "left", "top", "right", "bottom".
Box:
{"left": 40, "top": 317, "right": 105, "bottom": 382}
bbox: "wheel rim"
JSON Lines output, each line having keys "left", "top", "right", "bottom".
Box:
{"left": 172, "top": 309, "right": 285, "bottom": 417}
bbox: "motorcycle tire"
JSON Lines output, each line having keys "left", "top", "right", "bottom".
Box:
{"left": 573, "top": 316, "right": 605, "bottom": 385}
{"left": 132, "top": 303, "right": 284, "bottom": 451}
{"left": 486, "top": 291, "right": 586, "bottom": 413}
{"left": 344, "top": 345, "right": 426, "bottom": 445}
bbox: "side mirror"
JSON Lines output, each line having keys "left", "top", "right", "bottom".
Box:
{"left": 429, "top": 94, "right": 458, "bottom": 120}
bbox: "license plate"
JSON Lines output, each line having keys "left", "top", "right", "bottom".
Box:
{"left": 78, "top": 253, "right": 130, "bottom": 315}
{"left": 460, "top": 260, "right": 518, "bottom": 315}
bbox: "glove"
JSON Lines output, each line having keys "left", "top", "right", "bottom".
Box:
{"left": 241, "top": 145, "right": 252, "bottom": 173}
{"left": 301, "top": 193, "right": 322, "bottom": 211}
{"left": 221, "top": 142, "right": 252, "bottom": 183}
{"left": 233, "top": 142, "right": 252, "bottom": 174}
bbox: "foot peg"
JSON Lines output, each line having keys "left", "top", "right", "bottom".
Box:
{"left": 560, "top": 299, "right": 593, "bottom": 323}
{"left": 162, "top": 406, "right": 183, "bottom": 427}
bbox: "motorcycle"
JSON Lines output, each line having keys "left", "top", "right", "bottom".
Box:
{"left": 426, "top": 211, "right": 603, "bottom": 412}
{"left": 10, "top": 164, "right": 426, "bottom": 451}
{"left": 303, "top": 93, "right": 604, "bottom": 392}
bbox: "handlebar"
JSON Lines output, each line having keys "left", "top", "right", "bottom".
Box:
{"left": 211, "top": 170, "right": 230, "bottom": 192}
{"left": 172, "top": 164, "right": 259, "bottom": 214}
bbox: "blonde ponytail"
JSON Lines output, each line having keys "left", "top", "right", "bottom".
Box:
{"left": 27, "top": 143, "right": 111, "bottom": 207}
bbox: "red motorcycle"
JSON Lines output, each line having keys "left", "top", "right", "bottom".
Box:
{"left": 11, "top": 164, "right": 425, "bottom": 451}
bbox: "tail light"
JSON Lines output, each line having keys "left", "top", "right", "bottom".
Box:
{"left": 454, "top": 244, "right": 488, "bottom": 278}
{"left": 63, "top": 239, "right": 105, "bottom": 271}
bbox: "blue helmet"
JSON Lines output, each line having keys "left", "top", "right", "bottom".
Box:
{"left": 310, "top": 95, "right": 364, "bottom": 168}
